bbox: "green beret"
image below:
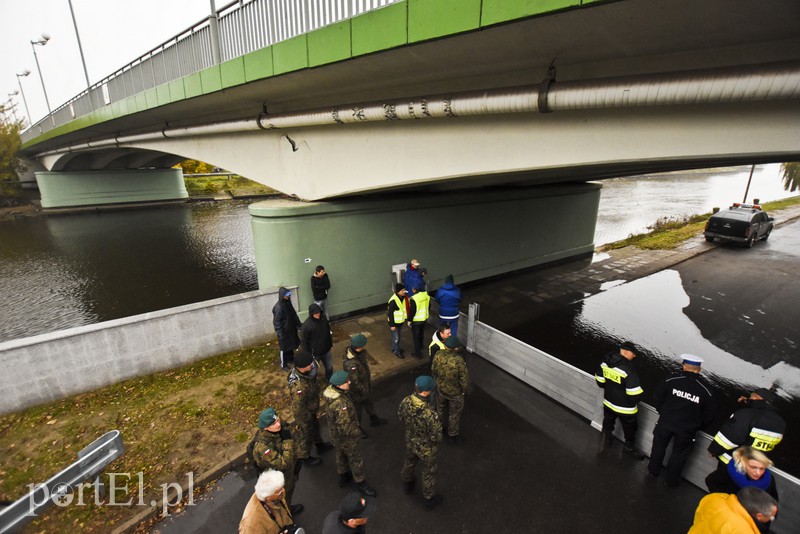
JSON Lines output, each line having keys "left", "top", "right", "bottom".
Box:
{"left": 351, "top": 333, "right": 368, "bottom": 348}
{"left": 258, "top": 407, "right": 277, "bottom": 428}
{"left": 444, "top": 336, "right": 460, "bottom": 349}
{"left": 330, "top": 370, "right": 349, "bottom": 386}
{"left": 415, "top": 375, "right": 435, "bottom": 392}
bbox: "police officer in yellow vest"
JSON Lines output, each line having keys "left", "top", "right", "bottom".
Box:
{"left": 387, "top": 284, "right": 408, "bottom": 359}
{"left": 408, "top": 285, "right": 430, "bottom": 359}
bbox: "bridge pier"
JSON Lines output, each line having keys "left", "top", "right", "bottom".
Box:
{"left": 249, "top": 183, "right": 600, "bottom": 317}
{"left": 35, "top": 169, "right": 188, "bottom": 209}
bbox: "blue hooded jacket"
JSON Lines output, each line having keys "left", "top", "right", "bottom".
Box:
{"left": 434, "top": 281, "right": 462, "bottom": 319}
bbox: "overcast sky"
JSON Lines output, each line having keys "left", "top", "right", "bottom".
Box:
{"left": 1, "top": 0, "right": 210, "bottom": 124}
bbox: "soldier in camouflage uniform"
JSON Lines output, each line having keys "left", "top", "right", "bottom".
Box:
{"left": 397, "top": 375, "right": 443, "bottom": 510}
{"left": 250, "top": 407, "right": 304, "bottom": 515}
{"left": 287, "top": 349, "right": 333, "bottom": 467}
{"left": 342, "top": 333, "right": 387, "bottom": 431}
{"left": 323, "top": 370, "right": 377, "bottom": 497}
{"left": 431, "top": 336, "right": 470, "bottom": 445}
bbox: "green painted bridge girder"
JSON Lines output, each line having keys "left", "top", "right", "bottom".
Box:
{"left": 21, "top": 0, "right": 608, "bottom": 150}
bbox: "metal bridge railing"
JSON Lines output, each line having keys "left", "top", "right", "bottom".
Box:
{"left": 22, "top": 0, "right": 400, "bottom": 143}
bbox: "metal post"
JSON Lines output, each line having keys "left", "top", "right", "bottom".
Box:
{"left": 742, "top": 164, "right": 756, "bottom": 204}
{"left": 15, "top": 71, "right": 33, "bottom": 126}
{"left": 30, "top": 36, "right": 54, "bottom": 125}
{"left": 67, "top": 0, "right": 94, "bottom": 110}
{"left": 466, "top": 303, "right": 480, "bottom": 353}
{"left": 208, "top": 0, "right": 222, "bottom": 65}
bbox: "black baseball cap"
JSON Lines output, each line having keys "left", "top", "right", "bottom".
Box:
{"left": 340, "top": 492, "right": 377, "bottom": 521}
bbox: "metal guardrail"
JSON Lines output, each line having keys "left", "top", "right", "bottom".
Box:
{"left": 0, "top": 430, "right": 124, "bottom": 533}
{"left": 22, "top": 0, "right": 400, "bottom": 142}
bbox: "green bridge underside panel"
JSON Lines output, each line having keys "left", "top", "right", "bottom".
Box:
{"left": 22, "top": 0, "right": 604, "bottom": 149}
{"left": 36, "top": 169, "right": 188, "bottom": 209}
{"left": 249, "top": 183, "right": 600, "bottom": 317}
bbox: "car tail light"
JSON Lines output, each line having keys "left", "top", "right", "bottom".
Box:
{"left": 745, "top": 227, "right": 752, "bottom": 237}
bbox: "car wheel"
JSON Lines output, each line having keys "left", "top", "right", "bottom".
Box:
{"left": 746, "top": 234, "right": 756, "bottom": 248}
{"left": 763, "top": 231, "right": 770, "bottom": 241}
{"left": 705, "top": 236, "right": 714, "bottom": 242}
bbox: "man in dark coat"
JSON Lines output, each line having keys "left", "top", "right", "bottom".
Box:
{"left": 272, "top": 287, "right": 301, "bottom": 370}
{"left": 708, "top": 387, "right": 785, "bottom": 467}
{"left": 433, "top": 274, "right": 462, "bottom": 337}
{"left": 595, "top": 340, "right": 645, "bottom": 459}
{"left": 648, "top": 354, "right": 717, "bottom": 487}
{"left": 311, "top": 265, "right": 331, "bottom": 318}
{"left": 301, "top": 303, "right": 334, "bottom": 379}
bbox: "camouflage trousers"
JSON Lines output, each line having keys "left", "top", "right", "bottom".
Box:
{"left": 401, "top": 448, "right": 438, "bottom": 499}
{"left": 354, "top": 397, "right": 378, "bottom": 427}
{"left": 436, "top": 392, "right": 465, "bottom": 437}
{"left": 281, "top": 466, "right": 297, "bottom": 504}
{"left": 334, "top": 436, "right": 366, "bottom": 483}
{"left": 293, "top": 415, "right": 323, "bottom": 459}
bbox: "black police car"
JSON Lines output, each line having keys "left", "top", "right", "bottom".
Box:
{"left": 704, "top": 203, "right": 774, "bottom": 247}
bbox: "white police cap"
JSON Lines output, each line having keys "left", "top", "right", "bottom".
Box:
{"left": 681, "top": 354, "right": 704, "bottom": 366}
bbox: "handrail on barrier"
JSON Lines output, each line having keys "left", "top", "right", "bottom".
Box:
{"left": 0, "top": 430, "right": 124, "bottom": 534}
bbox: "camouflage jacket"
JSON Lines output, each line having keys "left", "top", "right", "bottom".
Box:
{"left": 287, "top": 363, "right": 321, "bottom": 423}
{"left": 397, "top": 392, "right": 442, "bottom": 458}
{"left": 251, "top": 428, "right": 296, "bottom": 474}
{"left": 342, "top": 347, "right": 371, "bottom": 402}
{"left": 323, "top": 385, "right": 361, "bottom": 444}
{"left": 432, "top": 348, "right": 470, "bottom": 397}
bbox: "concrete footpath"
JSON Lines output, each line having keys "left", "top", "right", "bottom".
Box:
{"left": 151, "top": 204, "right": 800, "bottom": 533}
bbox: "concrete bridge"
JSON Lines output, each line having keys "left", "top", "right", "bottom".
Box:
{"left": 19, "top": 0, "right": 800, "bottom": 316}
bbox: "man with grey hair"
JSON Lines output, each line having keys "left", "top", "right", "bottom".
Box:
{"left": 688, "top": 486, "right": 777, "bottom": 533}
{"left": 239, "top": 469, "right": 299, "bottom": 534}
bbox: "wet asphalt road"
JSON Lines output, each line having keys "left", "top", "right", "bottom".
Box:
{"left": 154, "top": 357, "right": 703, "bottom": 534}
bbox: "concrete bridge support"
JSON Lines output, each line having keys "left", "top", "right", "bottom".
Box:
{"left": 35, "top": 168, "right": 188, "bottom": 209}
{"left": 249, "top": 182, "right": 601, "bottom": 317}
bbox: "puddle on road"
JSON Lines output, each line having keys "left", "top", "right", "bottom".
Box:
{"left": 576, "top": 270, "right": 800, "bottom": 399}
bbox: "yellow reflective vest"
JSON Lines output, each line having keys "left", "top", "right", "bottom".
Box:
{"left": 388, "top": 293, "right": 407, "bottom": 324}
{"left": 411, "top": 291, "right": 430, "bottom": 323}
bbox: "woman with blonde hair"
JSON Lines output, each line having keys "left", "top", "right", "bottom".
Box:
{"left": 705, "top": 446, "right": 779, "bottom": 500}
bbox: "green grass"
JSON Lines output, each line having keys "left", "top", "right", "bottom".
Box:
{"left": 601, "top": 195, "right": 800, "bottom": 251}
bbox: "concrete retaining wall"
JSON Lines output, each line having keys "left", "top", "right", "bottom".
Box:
{"left": 468, "top": 312, "right": 799, "bottom": 533}
{"left": 0, "top": 287, "right": 295, "bottom": 415}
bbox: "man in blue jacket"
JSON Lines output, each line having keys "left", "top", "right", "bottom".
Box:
{"left": 434, "top": 274, "right": 462, "bottom": 337}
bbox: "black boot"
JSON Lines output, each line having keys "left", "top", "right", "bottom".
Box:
{"left": 354, "top": 480, "right": 377, "bottom": 497}
{"left": 338, "top": 471, "right": 353, "bottom": 487}
{"left": 424, "top": 494, "right": 443, "bottom": 510}
{"left": 446, "top": 435, "right": 460, "bottom": 446}
{"left": 369, "top": 415, "right": 388, "bottom": 427}
{"left": 315, "top": 441, "right": 334, "bottom": 454}
{"left": 303, "top": 456, "right": 322, "bottom": 467}
{"left": 623, "top": 444, "right": 645, "bottom": 460}
{"left": 403, "top": 480, "right": 415, "bottom": 494}
{"left": 289, "top": 504, "right": 304, "bottom": 516}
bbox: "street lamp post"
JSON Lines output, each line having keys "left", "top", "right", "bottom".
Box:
{"left": 30, "top": 34, "right": 54, "bottom": 125}
{"left": 15, "top": 70, "right": 33, "bottom": 127}
{"left": 67, "top": 0, "right": 94, "bottom": 110}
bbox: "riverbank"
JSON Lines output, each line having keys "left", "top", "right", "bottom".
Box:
{"left": 2, "top": 201, "right": 800, "bottom": 532}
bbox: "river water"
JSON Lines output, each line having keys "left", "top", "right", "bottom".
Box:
{"left": 0, "top": 163, "right": 794, "bottom": 342}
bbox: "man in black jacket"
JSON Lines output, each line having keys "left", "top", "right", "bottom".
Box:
{"left": 272, "top": 287, "right": 302, "bottom": 370}
{"left": 648, "top": 354, "right": 717, "bottom": 487}
{"left": 595, "top": 341, "right": 645, "bottom": 459}
{"left": 301, "top": 303, "right": 334, "bottom": 379}
{"left": 311, "top": 265, "right": 331, "bottom": 319}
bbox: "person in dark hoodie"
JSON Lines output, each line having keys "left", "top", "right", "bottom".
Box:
{"left": 301, "top": 303, "right": 334, "bottom": 379}
{"left": 272, "top": 287, "right": 302, "bottom": 370}
{"left": 433, "top": 274, "right": 462, "bottom": 337}
{"left": 311, "top": 265, "right": 331, "bottom": 319}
